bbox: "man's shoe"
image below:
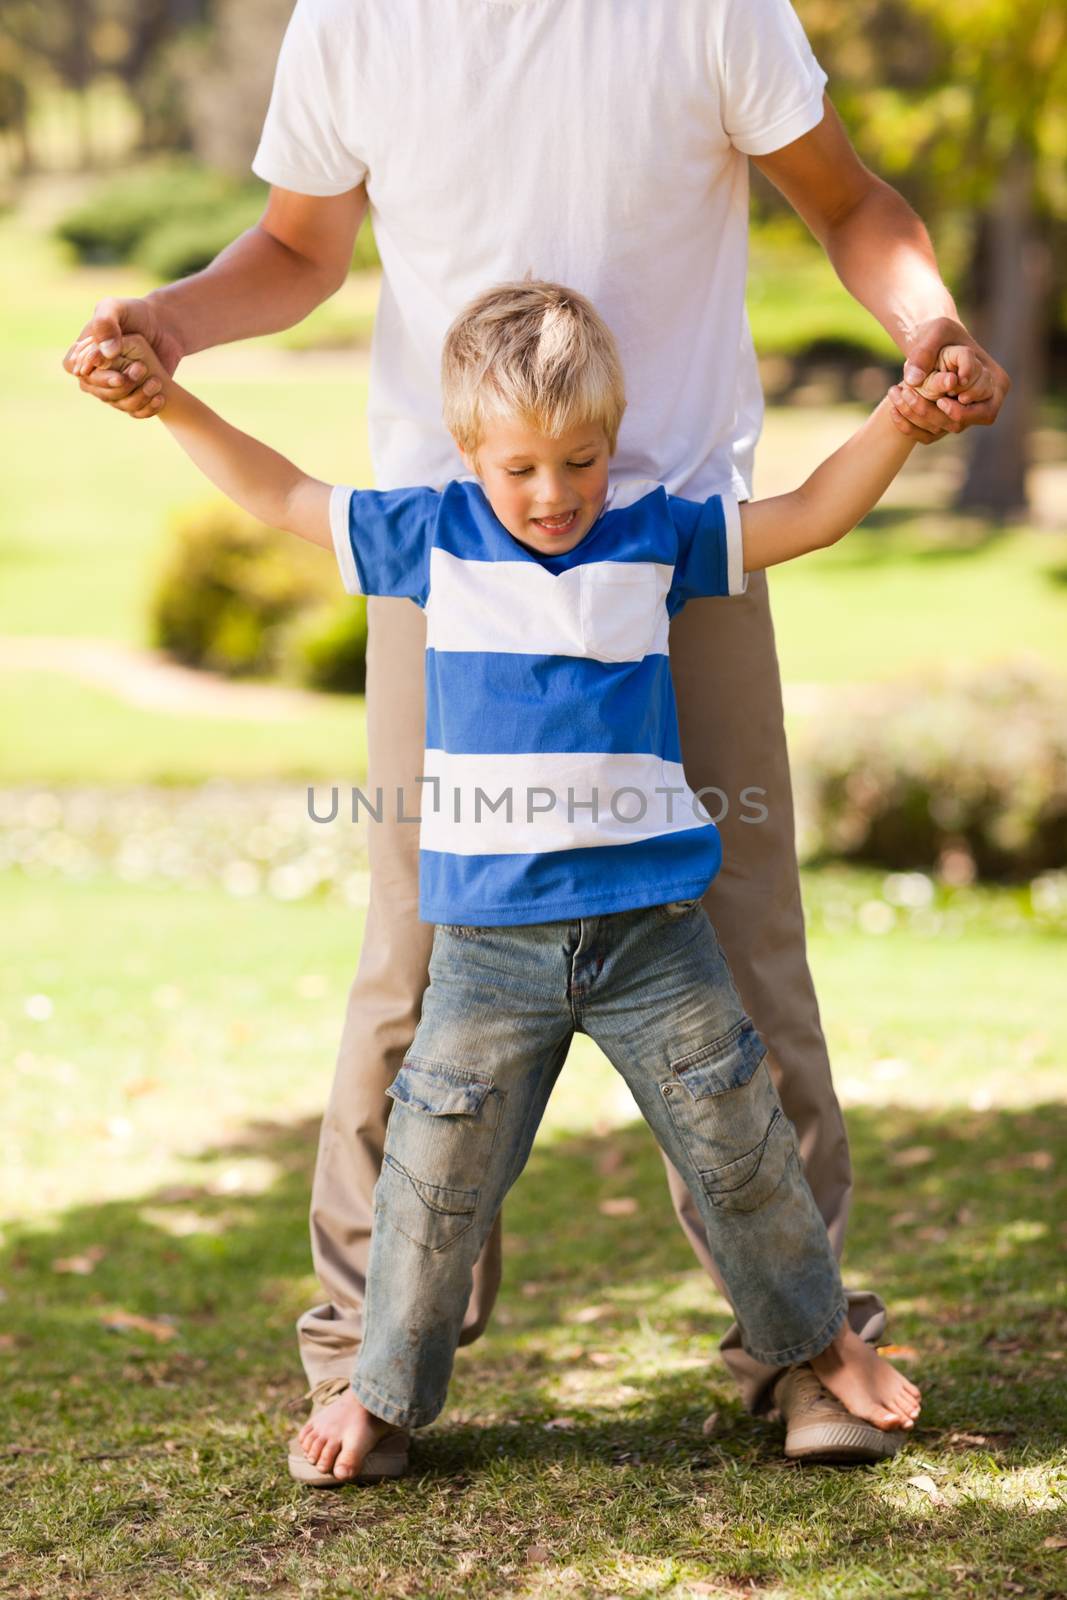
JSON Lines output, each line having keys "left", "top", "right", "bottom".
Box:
{"left": 775, "top": 1364, "right": 904, "bottom": 1464}
{"left": 287, "top": 1376, "right": 411, "bottom": 1486}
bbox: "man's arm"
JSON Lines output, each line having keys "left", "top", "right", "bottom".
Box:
{"left": 752, "top": 96, "right": 1009, "bottom": 441}
{"left": 63, "top": 184, "right": 368, "bottom": 419}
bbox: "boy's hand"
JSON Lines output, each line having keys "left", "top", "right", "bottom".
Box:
{"left": 62, "top": 297, "right": 181, "bottom": 420}
{"left": 889, "top": 344, "right": 996, "bottom": 437}
{"left": 889, "top": 323, "right": 1005, "bottom": 443}
{"left": 68, "top": 333, "right": 170, "bottom": 419}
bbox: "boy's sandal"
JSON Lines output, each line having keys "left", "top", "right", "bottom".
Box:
{"left": 774, "top": 1364, "right": 905, "bottom": 1464}
{"left": 287, "top": 1376, "right": 411, "bottom": 1486}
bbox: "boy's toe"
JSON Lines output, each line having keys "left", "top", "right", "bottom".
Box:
{"left": 333, "top": 1450, "right": 359, "bottom": 1481}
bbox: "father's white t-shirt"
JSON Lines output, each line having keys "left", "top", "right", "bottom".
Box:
{"left": 253, "top": 0, "right": 826, "bottom": 499}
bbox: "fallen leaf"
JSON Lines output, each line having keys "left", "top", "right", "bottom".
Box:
{"left": 890, "top": 1146, "right": 935, "bottom": 1169}
{"left": 596, "top": 1148, "right": 626, "bottom": 1177}
{"left": 122, "top": 1077, "right": 160, "bottom": 1099}
{"left": 701, "top": 1410, "right": 720, "bottom": 1437}
{"left": 52, "top": 1246, "right": 106, "bottom": 1276}
{"left": 1042, "top": 1536, "right": 1067, "bottom": 1550}
{"left": 525, "top": 1544, "right": 551, "bottom": 1565}
{"left": 101, "top": 1310, "right": 178, "bottom": 1343}
{"left": 906, "top": 1473, "right": 943, "bottom": 1503}
{"left": 588, "top": 1352, "right": 615, "bottom": 1368}
{"left": 598, "top": 1197, "right": 638, "bottom": 1217}
{"left": 573, "top": 1304, "right": 612, "bottom": 1324}
{"left": 543, "top": 1417, "right": 575, "bottom": 1431}
{"left": 0, "top": 1334, "right": 16, "bottom": 1352}
{"left": 947, "top": 1431, "right": 989, "bottom": 1447}
{"left": 877, "top": 1345, "right": 919, "bottom": 1359}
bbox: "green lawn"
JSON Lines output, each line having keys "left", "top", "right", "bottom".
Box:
{"left": 1, "top": 867, "right": 1064, "bottom": 1599}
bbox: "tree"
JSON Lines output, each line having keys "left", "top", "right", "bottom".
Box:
{"left": 0, "top": 1, "right": 207, "bottom": 169}
{"left": 799, "top": 0, "right": 1067, "bottom": 519}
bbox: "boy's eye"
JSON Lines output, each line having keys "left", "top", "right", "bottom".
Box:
{"left": 568, "top": 459, "right": 595, "bottom": 470}
{"left": 506, "top": 467, "right": 533, "bottom": 477}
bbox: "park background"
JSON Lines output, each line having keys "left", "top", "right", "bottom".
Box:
{"left": 1, "top": 4, "right": 1065, "bottom": 1598}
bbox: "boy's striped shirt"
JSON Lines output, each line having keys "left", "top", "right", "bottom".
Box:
{"left": 330, "top": 478, "right": 745, "bottom": 925}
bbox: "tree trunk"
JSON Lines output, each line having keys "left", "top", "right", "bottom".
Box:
{"left": 956, "top": 146, "right": 1050, "bottom": 521}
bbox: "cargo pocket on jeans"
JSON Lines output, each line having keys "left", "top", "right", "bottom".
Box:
{"left": 661, "top": 1019, "right": 792, "bottom": 1214}
{"left": 380, "top": 1057, "right": 501, "bottom": 1251}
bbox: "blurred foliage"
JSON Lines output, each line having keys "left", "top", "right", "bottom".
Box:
{"left": 283, "top": 599, "right": 369, "bottom": 695}
{"left": 149, "top": 499, "right": 334, "bottom": 678}
{"left": 166, "top": 0, "right": 290, "bottom": 177}
{"left": 801, "top": 665, "right": 1067, "bottom": 880}
{"left": 54, "top": 156, "right": 379, "bottom": 278}
{"left": 0, "top": 1, "right": 207, "bottom": 165}
{"left": 797, "top": 0, "right": 1067, "bottom": 514}
{"left": 799, "top": 1, "right": 1067, "bottom": 219}
{"left": 53, "top": 156, "right": 260, "bottom": 264}
{"left": 149, "top": 498, "right": 368, "bottom": 692}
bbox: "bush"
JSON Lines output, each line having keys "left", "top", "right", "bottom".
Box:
{"left": 137, "top": 194, "right": 268, "bottom": 280}
{"left": 283, "top": 599, "right": 369, "bottom": 694}
{"left": 800, "top": 667, "right": 1067, "bottom": 881}
{"left": 56, "top": 156, "right": 380, "bottom": 279}
{"left": 149, "top": 501, "right": 333, "bottom": 677}
{"left": 55, "top": 160, "right": 255, "bottom": 266}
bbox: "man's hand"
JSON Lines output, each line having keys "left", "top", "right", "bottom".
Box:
{"left": 889, "top": 317, "right": 1008, "bottom": 444}
{"left": 62, "top": 297, "right": 183, "bottom": 420}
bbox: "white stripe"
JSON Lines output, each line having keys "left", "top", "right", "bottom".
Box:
{"left": 425, "top": 549, "right": 672, "bottom": 661}
{"left": 418, "top": 750, "right": 711, "bottom": 855}
{"left": 723, "top": 494, "right": 748, "bottom": 597}
{"left": 330, "top": 485, "right": 362, "bottom": 595}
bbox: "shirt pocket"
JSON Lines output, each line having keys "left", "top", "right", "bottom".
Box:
{"left": 579, "top": 563, "right": 664, "bottom": 662}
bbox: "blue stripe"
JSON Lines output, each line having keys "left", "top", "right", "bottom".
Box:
{"left": 418, "top": 826, "right": 722, "bottom": 926}
{"left": 425, "top": 651, "right": 683, "bottom": 760}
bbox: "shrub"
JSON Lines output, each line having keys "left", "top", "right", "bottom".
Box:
{"left": 56, "top": 157, "right": 380, "bottom": 278}
{"left": 799, "top": 667, "right": 1067, "bottom": 881}
{"left": 283, "top": 598, "right": 369, "bottom": 694}
{"left": 149, "top": 501, "right": 333, "bottom": 677}
{"left": 55, "top": 159, "right": 253, "bottom": 265}
{"left": 136, "top": 195, "right": 267, "bottom": 280}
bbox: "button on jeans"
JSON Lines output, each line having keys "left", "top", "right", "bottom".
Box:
{"left": 351, "top": 901, "right": 848, "bottom": 1428}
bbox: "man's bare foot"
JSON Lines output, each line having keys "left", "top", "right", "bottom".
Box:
{"left": 810, "top": 1324, "right": 921, "bottom": 1431}
{"left": 297, "top": 1386, "right": 397, "bottom": 1481}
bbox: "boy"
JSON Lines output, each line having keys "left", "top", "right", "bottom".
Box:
{"left": 75, "top": 280, "right": 934, "bottom": 1481}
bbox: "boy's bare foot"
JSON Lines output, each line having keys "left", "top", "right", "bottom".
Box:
{"left": 810, "top": 1324, "right": 921, "bottom": 1431}
{"left": 297, "top": 1385, "right": 400, "bottom": 1481}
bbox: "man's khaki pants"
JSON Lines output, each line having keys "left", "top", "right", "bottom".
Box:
{"left": 297, "top": 575, "right": 886, "bottom": 1413}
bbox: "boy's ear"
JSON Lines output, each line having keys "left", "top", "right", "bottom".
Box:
{"left": 452, "top": 434, "right": 477, "bottom": 475}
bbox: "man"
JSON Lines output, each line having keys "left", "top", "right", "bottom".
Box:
{"left": 65, "top": 0, "right": 1007, "bottom": 1475}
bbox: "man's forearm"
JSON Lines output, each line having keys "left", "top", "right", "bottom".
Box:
{"left": 146, "top": 224, "right": 343, "bottom": 358}
{"left": 819, "top": 177, "right": 958, "bottom": 354}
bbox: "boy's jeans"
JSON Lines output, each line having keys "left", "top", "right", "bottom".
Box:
{"left": 351, "top": 902, "right": 848, "bottom": 1429}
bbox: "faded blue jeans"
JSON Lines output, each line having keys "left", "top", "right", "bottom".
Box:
{"left": 351, "top": 901, "right": 848, "bottom": 1428}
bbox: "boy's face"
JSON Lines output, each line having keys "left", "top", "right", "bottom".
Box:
{"left": 461, "top": 417, "right": 611, "bottom": 557}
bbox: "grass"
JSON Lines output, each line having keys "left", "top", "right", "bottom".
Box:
{"left": 2, "top": 866, "right": 1065, "bottom": 1598}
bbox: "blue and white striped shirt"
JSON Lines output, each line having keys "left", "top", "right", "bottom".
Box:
{"left": 329, "top": 478, "right": 746, "bottom": 926}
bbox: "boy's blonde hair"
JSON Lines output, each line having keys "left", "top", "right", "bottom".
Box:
{"left": 441, "top": 280, "right": 626, "bottom": 456}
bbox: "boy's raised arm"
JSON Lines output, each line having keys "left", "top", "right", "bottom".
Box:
{"left": 737, "top": 353, "right": 985, "bottom": 573}
{"left": 75, "top": 335, "right": 332, "bottom": 551}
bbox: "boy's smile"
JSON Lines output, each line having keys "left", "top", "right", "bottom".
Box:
{"left": 459, "top": 416, "right": 611, "bottom": 557}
